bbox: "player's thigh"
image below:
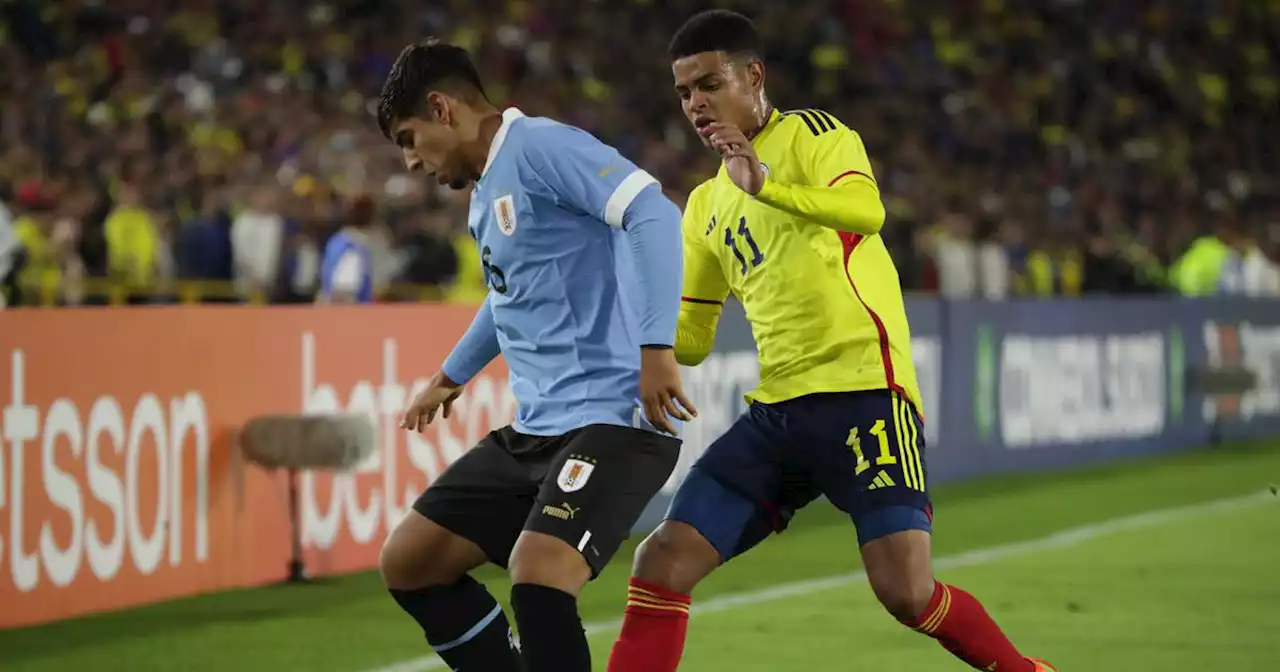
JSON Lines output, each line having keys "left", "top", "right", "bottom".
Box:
{"left": 663, "top": 462, "right": 819, "bottom": 567}
{"left": 663, "top": 406, "right": 814, "bottom": 564}
{"left": 797, "top": 390, "right": 933, "bottom": 546}
{"left": 409, "top": 426, "right": 539, "bottom": 572}
{"left": 523, "top": 424, "right": 681, "bottom": 578}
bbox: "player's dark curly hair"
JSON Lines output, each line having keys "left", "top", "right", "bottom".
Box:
{"left": 376, "top": 39, "right": 489, "bottom": 139}
{"left": 668, "top": 9, "right": 761, "bottom": 61}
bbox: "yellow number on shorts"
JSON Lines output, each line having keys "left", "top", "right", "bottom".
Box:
{"left": 845, "top": 419, "right": 898, "bottom": 475}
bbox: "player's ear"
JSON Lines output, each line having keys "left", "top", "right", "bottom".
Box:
{"left": 746, "top": 60, "right": 765, "bottom": 92}
{"left": 426, "top": 91, "right": 451, "bottom": 125}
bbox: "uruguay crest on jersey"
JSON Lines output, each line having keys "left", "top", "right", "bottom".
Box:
{"left": 494, "top": 193, "right": 518, "bottom": 236}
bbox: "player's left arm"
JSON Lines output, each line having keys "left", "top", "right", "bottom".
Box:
{"left": 753, "top": 117, "right": 885, "bottom": 235}
{"left": 522, "top": 126, "right": 683, "bottom": 348}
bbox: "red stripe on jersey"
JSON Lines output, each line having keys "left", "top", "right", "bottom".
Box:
{"left": 681, "top": 296, "right": 722, "bottom": 305}
{"left": 838, "top": 232, "right": 906, "bottom": 398}
{"left": 828, "top": 170, "right": 875, "bottom": 187}
{"left": 761, "top": 499, "right": 785, "bottom": 532}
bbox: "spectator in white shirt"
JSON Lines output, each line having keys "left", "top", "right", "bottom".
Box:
{"left": 1240, "top": 244, "right": 1280, "bottom": 297}
{"left": 977, "top": 219, "right": 1023, "bottom": 300}
{"left": 930, "top": 212, "right": 981, "bottom": 299}
{"left": 230, "top": 187, "right": 284, "bottom": 301}
{"left": 1219, "top": 226, "right": 1280, "bottom": 298}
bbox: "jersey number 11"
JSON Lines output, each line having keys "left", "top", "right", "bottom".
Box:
{"left": 723, "top": 216, "right": 765, "bottom": 276}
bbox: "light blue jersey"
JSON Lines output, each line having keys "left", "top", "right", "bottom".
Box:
{"left": 441, "top": 108, "right": 684, "bottom": 437}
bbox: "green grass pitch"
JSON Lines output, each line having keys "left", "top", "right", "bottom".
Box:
{"left": 3, "top": 442, "right": 1278, "bottom": 671}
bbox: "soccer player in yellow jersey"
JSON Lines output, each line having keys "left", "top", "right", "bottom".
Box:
{"left": 607, "top": 11, "right": 1056, "bottom": 672}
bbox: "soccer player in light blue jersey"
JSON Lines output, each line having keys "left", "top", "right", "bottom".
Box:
{"left": 375, "top": 40, "right": 696, "bottom": 672}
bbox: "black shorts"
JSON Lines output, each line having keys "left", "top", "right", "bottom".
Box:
{"left": 666, "top": 390, "right": 932, "bottom": 561}
{"left": 413, "top": 423, "right": 681, "bottom": 577}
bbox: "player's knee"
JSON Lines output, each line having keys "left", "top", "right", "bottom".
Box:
{"left": 861, "top": 529, "right": 936, "bottom": 622}
{"left": 508, "top": 531, "right": 591, "bottom": 595}
{"left": 632, "top": 521, "right": 720, "bottom": 595}
{"left": 379, "top": 540, "right": 438, "bottom": 590}
{"left": 873, "top": 572, "right": 938, "bottom": 623}
{"left": 379, "top": 536, "right": 460, "bottom": 591}
{"left": 379, "top": 514, "right": 476, "bottom": 590}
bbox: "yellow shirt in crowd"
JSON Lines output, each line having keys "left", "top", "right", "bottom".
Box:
{"left": 104, "top": 206, "right": 159, "bottom": 287}
{"left": 12, "top": 217, "right": 60, "bottom": 296}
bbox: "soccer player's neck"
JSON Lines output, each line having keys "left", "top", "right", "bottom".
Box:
{"left": 744, "top": 93, "right": 774, "bottom": 140}
{"left": 467, "top": 109, "right": 505, "bottom": 179}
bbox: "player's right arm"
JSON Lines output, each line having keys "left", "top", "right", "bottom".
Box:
{"left": 675, "top": 187, "right": 730, "bottom": 367}
{"left": 752, "top": 112, "right": 885, "bottom": 235}
{"left": 402, "top": 295, "right": 499, "bottom": 431}
{"left": 440, "top": 294, "right": 501, "bottom": 386}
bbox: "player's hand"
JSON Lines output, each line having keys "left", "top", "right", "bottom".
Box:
{"left": 702, "top": 122, "right": 766, "bottom": 196}
{"left": 399, "top": 372, "right": 464, "bottom": 433}
{"left": 640, "top": 347, "right": 697, "bottom": 435}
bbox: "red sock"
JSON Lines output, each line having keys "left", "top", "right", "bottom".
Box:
{"left": 907, "top": 582, "right": 1034, "bottom": 671}
{"left": 606, "top": 578, "right": 691, "bottom": 672}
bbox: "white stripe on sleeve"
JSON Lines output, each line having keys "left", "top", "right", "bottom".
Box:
{"left": 603, "top": 169, "right": 659, "bottom": 228}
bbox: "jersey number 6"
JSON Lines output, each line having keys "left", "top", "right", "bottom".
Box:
{"left": 481, "top": 245, "right": 508, "bottom": 294}
{"left": 723, "top": 216, "right": 765, "bottom": 276}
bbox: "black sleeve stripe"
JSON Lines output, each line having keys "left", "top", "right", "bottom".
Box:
{"left": 809, "top": 109, "right": 841, "bottom": 132}
{"left": 805, "top": 109, "right": 833, "bottom": 133}
{"left": 782, "top": 109, "right": 844, "bottom": 136}
{"left": 782, "top": 109, "right": 820, "bottom": 136}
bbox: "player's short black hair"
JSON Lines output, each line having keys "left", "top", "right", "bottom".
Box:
{"left": 376, "top": 39, "right": 489, "bottom": 139}
{"left": 668, "top": 10, "right": 761, "bottom": 62}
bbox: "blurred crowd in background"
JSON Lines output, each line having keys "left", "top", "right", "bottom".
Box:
{"left": 2, "top": 0, "right": 1279, "bottom": 308}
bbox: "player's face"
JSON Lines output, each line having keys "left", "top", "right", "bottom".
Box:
{"left": 672, "top": 51, "right": 763, "bottom": 148}
{"left": 392, "top": 104, "right": 471, "bottom": 191}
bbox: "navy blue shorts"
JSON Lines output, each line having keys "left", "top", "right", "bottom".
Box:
{"left": 666, "top": 389, "right": 932, "bottom": 562}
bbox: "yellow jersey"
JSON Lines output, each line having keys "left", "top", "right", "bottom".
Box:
{"left": 677, "top": 108, "right": 922, "bottom": 415}
{"left": 447, "top": 233, "right": 489, "bottom": 303}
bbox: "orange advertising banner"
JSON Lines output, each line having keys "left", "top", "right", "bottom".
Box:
{"left": 0, "top": 304, "right": 513, "bottom": 630}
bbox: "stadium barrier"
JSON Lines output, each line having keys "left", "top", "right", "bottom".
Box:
{"left": 0, "top": 297, "right": 1277, "bottom": 629}
{"left": 13, "top": 277, "right": 451, "bottom": 307}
